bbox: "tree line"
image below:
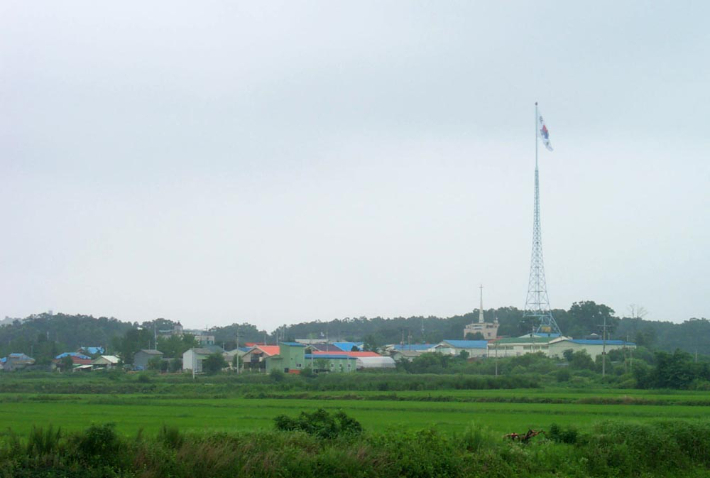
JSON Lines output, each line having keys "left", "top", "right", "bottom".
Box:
{"left": 2, "top": 303, "right": 709, "bottom": 366}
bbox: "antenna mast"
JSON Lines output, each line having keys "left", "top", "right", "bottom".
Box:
{"left": 523, "top": 103, "right": 561, "bottom": 335}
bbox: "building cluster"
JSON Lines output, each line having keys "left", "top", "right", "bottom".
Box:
{"left": 0, "top": 347, "right": 121, "bottom": 372}
{"left": 181, "top": 340, "right": 397, "bottom": 374}
{"left": 1, "top": 313, "right": 635, "bottom": 374}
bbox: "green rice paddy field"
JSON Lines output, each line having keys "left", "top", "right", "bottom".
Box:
{"left": 2, "top": 387, "right": 710, "bottom": 437}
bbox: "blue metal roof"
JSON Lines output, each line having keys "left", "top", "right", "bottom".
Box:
{"left": 305, "top": 354, "right": 356, "bottom": 360}
{"left": 81, "top": 346, "right": 105, "bottom": 355}
{"left": 281, "top": 342, "right": 306, "bottom": 347}
{"left": 568, "top": 339, "right": 635, "bottom": 346}
{"left": 332, "top": 342, "right": 363, "bottom": 352}
{"left": 440, "top": 340, "right": 488, "bottom": 349}
{"left": 55, "top": 352, "right": 91, "bottom": 360}
{"left": 392, "top": 344, "right": 433, "bottom": 351}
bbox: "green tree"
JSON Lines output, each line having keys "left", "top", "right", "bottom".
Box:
{"left": 569, "top": 350, "right": 595, "bottom": 371}
{"left": 60, "top": 355, "right": 74, "bottom": 372}
{"left": 363, "top": 334, "right": 378, "bottom": 352}
{"left": 269, "top": 368, "right": 285, "bottom": 381}
{"left": 112, "top": 328, "right": 153, "bottom": 365}
{"left": 566, "top": 301, "right": 617, "bottom": 338}
{"left": 168, "top": 358, "right": 182, "bottom": 373}
{"left": 202, "top": 353, "right": 227, "bottom": 374}
{"left": 648, "top": 349, "right": 703, "bottom": 389}
{"left": 157, "top": 334, "right": 196, "bottom": 359}
{"left": 147, "top": 356, "right": 162, "bottom": 371}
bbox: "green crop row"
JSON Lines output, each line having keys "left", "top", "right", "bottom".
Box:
{"left": 3, "top": 393, "right": 710, "bottom": 437}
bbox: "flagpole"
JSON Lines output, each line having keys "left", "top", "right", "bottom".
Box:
{"left": 535, "top": 102, "right": 538, "bottom": 170}
{"left": 533, "top": 102, "right": 540, "bottom": 310}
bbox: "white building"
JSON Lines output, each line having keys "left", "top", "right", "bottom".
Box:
{"left": 548, "top": 338, "right": 635, "bottom": 360}
{"left": 182, "top": 348, "right": 217, "bottom": 373}
{"left": 463, "top": 286, "right": 499, "bottom": 340}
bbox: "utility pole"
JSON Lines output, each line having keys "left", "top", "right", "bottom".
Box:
{"left": 192, "top": 347, "right": 196, "bottom": 380}
{"left": 624, "top": 334, "right": 628, "bottom": 374}
{"left": 236, "top": 328, "right": 240, "bottom": 374}
{"left": 601, "top": 316, "right": 608, "bottom": 378}
{"left": 495, "top": 341, "right": 499, "bottom": 376}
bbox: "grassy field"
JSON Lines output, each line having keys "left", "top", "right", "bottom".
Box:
{"left": 3, "top": 388, "right": 710, "bottom": 438}
{"left": 5, "top": 374, "right": 710, "bottom": 477}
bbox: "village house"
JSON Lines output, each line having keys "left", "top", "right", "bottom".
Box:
{"left": 182, "top": 348, "right": 214, "bottom": 373}
{"left": 240, "top": 345, "right": 280, "bottom": 372}
{"left": 264, "top": 342, "right": 307, "bottom": 374}
{"left": 387, "top": 344, "right": 435, "bottom": 362}
{"left": 223, "top": 347, "right": 251, "bottom": 371}
{"left": 1, "top": 353, "right": 36, "bottom": 371}
{"left": 133, "top": 349, "right": 163, "bottom": 370}
{"left": 54, "top": 352, "right": 93, "bottom": 371}
{"left": 92, "top": 355, "right": 120, "bottom": 370}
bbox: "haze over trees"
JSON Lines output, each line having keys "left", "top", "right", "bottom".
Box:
{"left": 1, "top": 303, "right": 708, "bottom": 366}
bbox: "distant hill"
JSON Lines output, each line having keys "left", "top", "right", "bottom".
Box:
{"left": 0, "top": 313, "right": 135, "bottom": 361}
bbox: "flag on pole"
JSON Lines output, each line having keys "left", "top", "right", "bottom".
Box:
{"left": 537, "top": 111, "right": 553, "bottom": 151}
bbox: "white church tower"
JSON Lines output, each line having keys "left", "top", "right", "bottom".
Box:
{"left": 463, "top": 285, "right": 499, "bottom": 340}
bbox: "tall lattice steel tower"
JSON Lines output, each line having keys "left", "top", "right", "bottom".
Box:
{"left": 523, "top": 103, "right": 562, "bottom": 335}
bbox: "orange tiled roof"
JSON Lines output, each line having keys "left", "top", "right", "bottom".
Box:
{"left": 254, "top": 345, "right": 280, "bottom": 356}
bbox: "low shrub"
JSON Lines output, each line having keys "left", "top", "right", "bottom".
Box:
{"left": 4, "top": 420, "right": 710, "bottom": 477}
{"left": 274, "top": 408, "right": 362, "bottom": 439}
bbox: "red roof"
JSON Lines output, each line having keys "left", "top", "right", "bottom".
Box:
{"left": 253, "top": 345, "right": 280, "bottom": 357}
{"left": 312, "top": 351, "right": 381, "bottom": 358}
{"left": 70, "top": 356, "right": 93, "bottom": 365}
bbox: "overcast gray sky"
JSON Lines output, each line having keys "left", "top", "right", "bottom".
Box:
{"left": 2, "top": 1, "right": 708, "bottom": 331}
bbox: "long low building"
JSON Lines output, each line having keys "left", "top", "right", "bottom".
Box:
{"left": 433, "top": 340, "right": 489, "bottom": 358}
{"left": 548, "top": 338, "right": 635, "bottom": 360}
{"left": 387, "top": 335, "right": 635, "bottom": 362}
{"left": 489, "top": 335, "right": 635, "bottom": 359}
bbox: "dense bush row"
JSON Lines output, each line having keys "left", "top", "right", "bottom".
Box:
{"left": 0, "top": 370, "right": 540, "bottom": 396}
{"left": 2, "top": 420, "right": 710, "bottom": 477}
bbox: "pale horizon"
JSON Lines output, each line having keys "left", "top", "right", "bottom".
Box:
{"left": 2, "top": 1, "right": 708, "bottom": 331}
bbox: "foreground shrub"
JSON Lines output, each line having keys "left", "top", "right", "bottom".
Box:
{"left": 69, "top": 423, "right": 125, "bottom": 468}
{"left": 4, "top": 420, "right": 710, "bottom": 477}
{"left": 548, "top": 423, "right": 578, "bottom": 444}
{"left": 274, "top": 408, "right": 362, "bottom": 438}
